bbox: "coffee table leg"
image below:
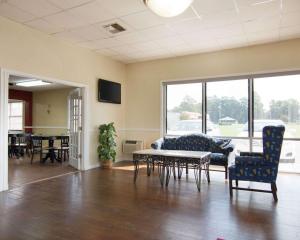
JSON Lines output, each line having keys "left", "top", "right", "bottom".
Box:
{"left": 147, "top": 158, "right": 151, "bottom": 176}
{"left": 158, "top": 160, "right": 165, "bottom": 187}
{"left": 194, "top": 163, "right": 202, "bottom": 192}
{"left": 133, "top": 158, "right": 140, "bottom": 183}
{"left": 205, "top": 162, "right": 210, "bottom": 183}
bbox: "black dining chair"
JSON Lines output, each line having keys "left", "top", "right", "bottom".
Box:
{"left": 8, "top": 135, "right": 17, "bottom": 158}
{"left": 30, "top": 136, "right": 43, "bottom": 164}
{"left": 16, "top": 134, "right": 29, "bottom": 157}
{"left": 58, "top": 136, "right": 69, "bottom": 162}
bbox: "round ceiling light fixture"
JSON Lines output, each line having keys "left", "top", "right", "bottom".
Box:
{"left": 143, "top": 0, "right": 194, "bottom": 18}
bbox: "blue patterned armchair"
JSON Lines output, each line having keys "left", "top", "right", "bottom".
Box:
{"left": 229, "top": 125, "right": 285, "bottom": 201}
{"left": 151, "top": 134, "right": 234, "bottom": 178}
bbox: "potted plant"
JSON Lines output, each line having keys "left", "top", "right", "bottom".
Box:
{"left": 97, "top": 122, "right": 117, "bottom": 169}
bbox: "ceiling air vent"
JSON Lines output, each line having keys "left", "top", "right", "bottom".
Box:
{"left": 103, "top": 23, "right": 126, "bottom": 34}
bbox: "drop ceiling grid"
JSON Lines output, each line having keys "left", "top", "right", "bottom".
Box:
{"left": 0, "top": 0, "right": 299, "bottom": 63}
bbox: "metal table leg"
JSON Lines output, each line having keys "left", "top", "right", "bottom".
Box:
{"left": 133, "top": 158, "right": 140, "bottom": 183}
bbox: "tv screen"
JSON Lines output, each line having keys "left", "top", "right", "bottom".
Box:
{"left": 98, "top": 79, "right": 121, "bottom": 104}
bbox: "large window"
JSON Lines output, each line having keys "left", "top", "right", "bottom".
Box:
{"left": 166, "top": 83, "right": 202, "bottom": 135}
{"left": 8, "top": 101, "right": 24, "bottom": 131}
{"left": 206, "top": 80, "right": 248, "bottom": 137}
{"left": 164, "top": 73, "right": 300, "bottom": 172}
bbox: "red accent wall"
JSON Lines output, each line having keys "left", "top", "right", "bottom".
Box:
{"left": 9, "top": 89, "right": 32, "bottom": 133}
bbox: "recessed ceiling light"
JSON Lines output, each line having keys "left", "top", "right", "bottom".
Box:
{"left": 143, "top": 0, "right": 194, "bottom": 18}
{"left": 16, "top": 80, "right": 51, "bottom": 87}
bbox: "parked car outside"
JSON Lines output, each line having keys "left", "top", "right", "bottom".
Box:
{"left": 168, "top": 119, "right": 220, "bottom": 136}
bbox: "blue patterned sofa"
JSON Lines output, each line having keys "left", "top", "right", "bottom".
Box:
{"left": 229, "top": 125, "right": 285, "bottom": 201}
{"left": 151, "top": 134, "right": 234, "bottom": 178}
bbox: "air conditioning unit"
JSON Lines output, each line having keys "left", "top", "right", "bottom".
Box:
{"left": 122, "top": 140, "right": 144, "bottom": 154}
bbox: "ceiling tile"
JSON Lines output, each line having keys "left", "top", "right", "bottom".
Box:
{"left": 281, "top": 11, "right": 300, "bottom": 28}
{"left": 0, "top": 2, "right": 35, "bottom": 22}
{"left": 243, "top": 15, "right": 280, "bottom": 33}
{"left": 167, "top": 18, "right": 206, "bottom": 35}
{"left": 247, "top": 29, "right": 279, "bottom": 44}
{"left": 52, "top": 31, "right": 87, "bottom": 43}
{"left": 98, "top": 0, "right": 146, "bottom": 16}
{"left": 192, "top": 0, "right": 236, "bottom": 15}
{"left": 112, "top": 32, "right": 147, "bottom": 45}
{"left": 209, "top": 23, "right": 244, "bottom": 38}
{"left": 44, "top": 11, "right": 87, "bottom": 29}
{"left": 112, "top": 44, "right": 140, "bottom": 55}
{"left": 282, "top": 0, "right": 300, "bottom": 14}
{"left": 8, "top": 0, "right": 61, "bottom": 18}
{"left": 217, "top": 35, "right": 248, "bottom": 48}
{"left": 154, "top": 36, "right": 186, "bottom": 49}
{"left": 25, "top": 19, "right": 63, "bottom": 34}
{"left": 237, "top": 0, "right": 281, "bottom": 21}
{"left": 163, "top": 7, "right": 198, "bottom": 25}
{"left": 67, "top": 1, "right": 115, "bottom": 25}
{"left": 48, "top": 0, "right": 92, "bottom": 10}
{"left": 133, "top": 41, "right": 161, "bottom": 51}
{"left": 70, "top": 25, "right": 108, "bottom": 41}
{"left": 121, "top": 10, "right": 165, "bottom": 30}
{"left": 139, "top": 25, "right": 177, "bottom": 40}
{"left": 91, "top": 38, "right": 123, "bottom": 49}
{"left": 201, "top": 10, "right": 240, "bottom": 28}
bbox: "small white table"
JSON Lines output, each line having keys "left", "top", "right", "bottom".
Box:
{"left": 133, "top": 149, "right": 211, "bottom": 191}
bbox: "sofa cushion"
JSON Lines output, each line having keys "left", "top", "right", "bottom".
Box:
{"left": 176, "top": 134, "right": 211, "bottom": 151}
{"left": 210, "top": 153, "right": 227, "bottom": 166}
{"left": 161, "top": 137, "right": 177, "bottom": 150}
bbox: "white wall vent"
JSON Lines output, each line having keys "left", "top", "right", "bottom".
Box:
{"left": 122, "top": 140, "right": 144, "bottom": 154}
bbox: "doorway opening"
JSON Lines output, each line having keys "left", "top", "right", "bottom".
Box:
{"left": 0, "top": 70, "right": 89, "bottom": 190}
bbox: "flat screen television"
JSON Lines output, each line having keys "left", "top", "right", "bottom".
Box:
{"left": 98, "top": 79, "right": 121, "bottom": 104}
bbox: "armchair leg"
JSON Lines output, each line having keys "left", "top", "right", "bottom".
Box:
{"left": 271, "top": 183, "right": 278, "bottom": 202}
{"left": 225, "top": 166, "right": 228, "bottom": 179}
{"left": 229, "top": 179, "right": 233, "bottom": 197}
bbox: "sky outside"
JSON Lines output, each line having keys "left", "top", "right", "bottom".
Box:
{"left": 167, "top": 75, "right": 300, "bottom": 110}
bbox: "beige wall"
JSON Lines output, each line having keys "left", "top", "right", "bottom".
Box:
{"left": 125, "top": 38, "right": 300, "bottom": 148}
{"left": 0, "top": 16, "right": 126, "bottom": 168}
{"left": 32, "top": 88, "right": 74, "bottom": 135}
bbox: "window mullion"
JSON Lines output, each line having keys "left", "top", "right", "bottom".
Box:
{"left": 202, "top": 82, "right": 206, "bottom": 134}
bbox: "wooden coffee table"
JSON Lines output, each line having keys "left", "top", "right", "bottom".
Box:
{"left": 133, "top": 149, "right": 211, "bottom": 191}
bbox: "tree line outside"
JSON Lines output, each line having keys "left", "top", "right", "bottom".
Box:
{"left": 171, "top": 92, "right": 300, "bottom": 124}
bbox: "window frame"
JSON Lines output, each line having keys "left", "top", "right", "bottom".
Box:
{"left": 8, "top": 100, "right": 24, "bottom": 131}
{"left": 162, "top": 71, "right": 300, "bottom": 142}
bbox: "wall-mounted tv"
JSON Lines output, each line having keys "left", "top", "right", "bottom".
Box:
{"left": 98, "top": 79, "right": 121, "bottom": 104}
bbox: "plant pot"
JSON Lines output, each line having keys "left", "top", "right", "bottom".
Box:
{"left": 101, "top": 160, "right": 113, "bottom": 169}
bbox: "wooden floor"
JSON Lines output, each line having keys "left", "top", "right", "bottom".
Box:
{"left": 1, "top": 162, "right": 300, "bottom": 240}
{"left": 8, "top": 155, "right": 78, "bottom": 189}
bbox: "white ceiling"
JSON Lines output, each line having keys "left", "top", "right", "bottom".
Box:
{"left": 9, "top": 75, "right": 71, "bottom": 91}
{"left": 0, "top": 0, "right": 300, "bottom": 63}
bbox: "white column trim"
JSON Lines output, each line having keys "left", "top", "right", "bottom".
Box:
{"left": 0, "top": 69, "right": 9, "bottom": 191}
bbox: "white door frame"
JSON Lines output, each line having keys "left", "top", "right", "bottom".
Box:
{"left": 0, "top": 68, "right": 90, "bottom": 191}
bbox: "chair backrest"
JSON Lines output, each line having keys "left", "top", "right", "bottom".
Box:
{"left": 31, "top": 136, "right": 42, "bottom": 148}
{"left": 60, "top": 136, "right": 69, "bottom": 147}
{"left": 263, "top": 125, "right": 285, "bottom": 166}
{"left": 17, "top": 134, "right": 27, "bottom": 145}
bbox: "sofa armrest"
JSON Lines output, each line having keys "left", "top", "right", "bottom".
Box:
{"left": 151, "top": 138, "right": 164, "bottom": 150}
{"left": 235, "top": 156, "right": 265, "bottom": 167}
{"left": 220, "top": 143, "right": 234, "bottom": 155}
{"left": 240, "top": 152, "right": 263, "bottom": 157}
